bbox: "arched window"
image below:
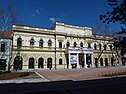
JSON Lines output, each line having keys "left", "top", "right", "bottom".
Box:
{"left": 59, "top": 58, "right": 62, "bottom": 65}
{"left": 99, "top": 44, "right": 102, "bottom": 50}
{"left": 59, "top": 42, "right": 62, "bottom": 48}
{"left": 109, "top": 45, "right": 112, "bottom": 50}
{"left": 88, "top": 43, "right": 91, "bottom": 48}
{"left": 48, "top": 39, "right": 52, "bottom": 47}
{"left": 104, "top": 45, "right": 107, "bottom": 50}
{"left": 73, "top": 42, "right": 77, "bottom": 47}
{"left": 80, "top": 42, "right": 83, "bottom": 47}
{"left": 17, "top": 37, "right": 22, "bottom": 47}
{"left": 94, "top": 43, "right": 97, "bottom": 50}
{"left": 39, "top": 39, "right": 43, "bottom": 47}
{"left": 66, "top": 41, "right": 70, "bottom": 48}
{"left": 30, "top": 38, "right": 34, "bottom": 46}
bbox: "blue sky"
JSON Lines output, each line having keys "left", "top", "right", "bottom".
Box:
{"left": 0, "top": 0, "right": 126, "bottom": 31}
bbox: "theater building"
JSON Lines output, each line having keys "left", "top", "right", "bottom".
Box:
{"left": 12, "top": 22, "right": 115, "bottom": 70}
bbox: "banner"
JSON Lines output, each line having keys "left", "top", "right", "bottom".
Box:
{"left": 70, "top": 54, "right": 77, "bottom": 64}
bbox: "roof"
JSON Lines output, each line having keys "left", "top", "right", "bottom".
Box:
{"left": 0, "top": 30, "right": 13, "bottom": 39}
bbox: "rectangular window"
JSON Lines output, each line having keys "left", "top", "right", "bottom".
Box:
{"left": 1, "top": 42, "right": 5, "bottom": 52}
{"left": 59, "top": 42, "right": 62, "bottom": 48}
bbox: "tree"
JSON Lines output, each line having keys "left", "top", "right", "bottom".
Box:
{"left": 93, "top": 20, "right": 116, "bottom": 67}
{"left": 0, "top": 4, "right": 19, "bottom": 71}
{"left": 0, "top": 4, "right": 18, "bottom": 31}
{"left": 99, "top": 0, "right": 126, "bottom": 25}
{"left": 99, "top": 0, "right": 126, "bottom": 65}
{"left": 114, "top": 28, "right": 126, "bottom": 56}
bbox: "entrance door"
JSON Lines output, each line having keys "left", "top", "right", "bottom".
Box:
{"left": 79, "top": 53, "right": 84, "bottom": 68}
{"left": 14, "top": 56, "right": 23, "bottom": 70}
{"left": 47, "top": 58, "right": 52, "bottom": 68}
{"left": 95, "top": 58, "right": 98, "bottom": 68}
{"left": 29, "top": 57, "right": 34, "bottom": 69}
{"left": 111, "top": 57, "right": 114, "bottom": 66}
{"left": 86, "top": 54, "right": 91, "bottom": 68}
{"left": 38, "top": 58, "right": 44, "bottom": 68}
{"left": 100, "top": 58, "right": 103, "bottom": 66}
{"left": 105, "top": 58, "right": 108, "bottom": 67}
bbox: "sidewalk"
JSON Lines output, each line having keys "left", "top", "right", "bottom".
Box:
{"left": 0, "top": 78, "right": 49, "bottom": 84}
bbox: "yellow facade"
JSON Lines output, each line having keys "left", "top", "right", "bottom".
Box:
{"left": 12, "top": 22, "right": 115, "bottom": 70}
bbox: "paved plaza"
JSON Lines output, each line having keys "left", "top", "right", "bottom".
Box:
{"left": 0, "top": 66, "right": 126, "bottom": 84}
{"left": 36, "top": 66, "right": 126, "bottom": 81}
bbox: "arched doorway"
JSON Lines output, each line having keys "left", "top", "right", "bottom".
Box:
{"left": 86, "top": 54, "right": 91, "bottom": 68}
{"left": 14, "top": 56, "right": 23, "bottom": 70}
{"left": 47, "top": 58, "right": 52, "bottom": 68}
{"left": 95, "top": 58, "right": 98, "bottom": 68}
{"left": 105, "top": 58, "right": 108, "bottom": 67}
{"left": 59, "top": 58, "right": 63, "bottom": 65}
{"left": 100, "top": 58, "right": 103, "bottom": 66}
{"left": 38, "top": 58, "right": 44, "bottom": 68}
{"left": 29, "top": 57, "right": 34, "bottom": 69}
{"left": 111, "top": 57, "right": 114, "bottom": 66}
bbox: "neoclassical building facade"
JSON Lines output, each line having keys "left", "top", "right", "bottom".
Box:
{"left": 12, "top": 22, "right": 115, "bottom": 70}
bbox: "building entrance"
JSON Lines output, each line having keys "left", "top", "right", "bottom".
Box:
{"left": 67, "top": 47, "right": 93, "bottom": 69}
{"left": 14, "top": 56, "right": 23, "bottom": 70}
{"left": 38, "top": 58, "right": 44, "bottom": 68}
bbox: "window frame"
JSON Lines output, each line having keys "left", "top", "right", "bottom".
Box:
{"left": 17, "top": 37, "right": 22, "bottom": 47}
{"left": 30, "top": 38, "right": 35, "bottom": 46}
{"left": 73, "top": 42, "right": 77, "bottom": 47}
{"left": 39, "top": 39, "right": 43, "bottom": 47}
{"left": 80, "top": 42, "right": 83, "bottom": 47}
{"left": 48, "top": 39, "right": 52, "bottom": 47}
{"left": 59, "top": 58, "right": 63, "bottom": 65}
{"left": 59, "top": 41, "right": 62, "bottom": 48}
{"left": 1, "top": 42, "right": 5, "bottom": 52}
{"left": 66, "top": 41, "right": 70, "bottom": 48}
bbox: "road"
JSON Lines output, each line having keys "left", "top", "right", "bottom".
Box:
{"left": 0, "top": 76, "right": 126, "bottom": 94}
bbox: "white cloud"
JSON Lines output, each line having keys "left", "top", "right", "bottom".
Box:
{"left": 49, "top": 18, "right": 56, "bottom": 23}
{"left": 32, "top": 9, "right": 41, "bottom": 16}
{"left": 35, "top": 10, "right": 40, "bottom": 14}
{"left": 49, "top": 17, "right": 62, "bottom": 23}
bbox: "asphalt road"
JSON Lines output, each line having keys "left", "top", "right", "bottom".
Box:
{"left": 0, "top": 76, "right": 126, "bottom": 94}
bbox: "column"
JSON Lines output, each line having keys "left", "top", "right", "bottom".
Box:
{"left": 91, "top": 54, "right": 94, "bottom": 68}
{"left": 84, "top": 53, "right": 87, "bottom": 68}
{"left": 68, "top": 53, "right": 72, "bottom": 69}
{"left": 76, "top": 53, "right": 80, "bottom": 68}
